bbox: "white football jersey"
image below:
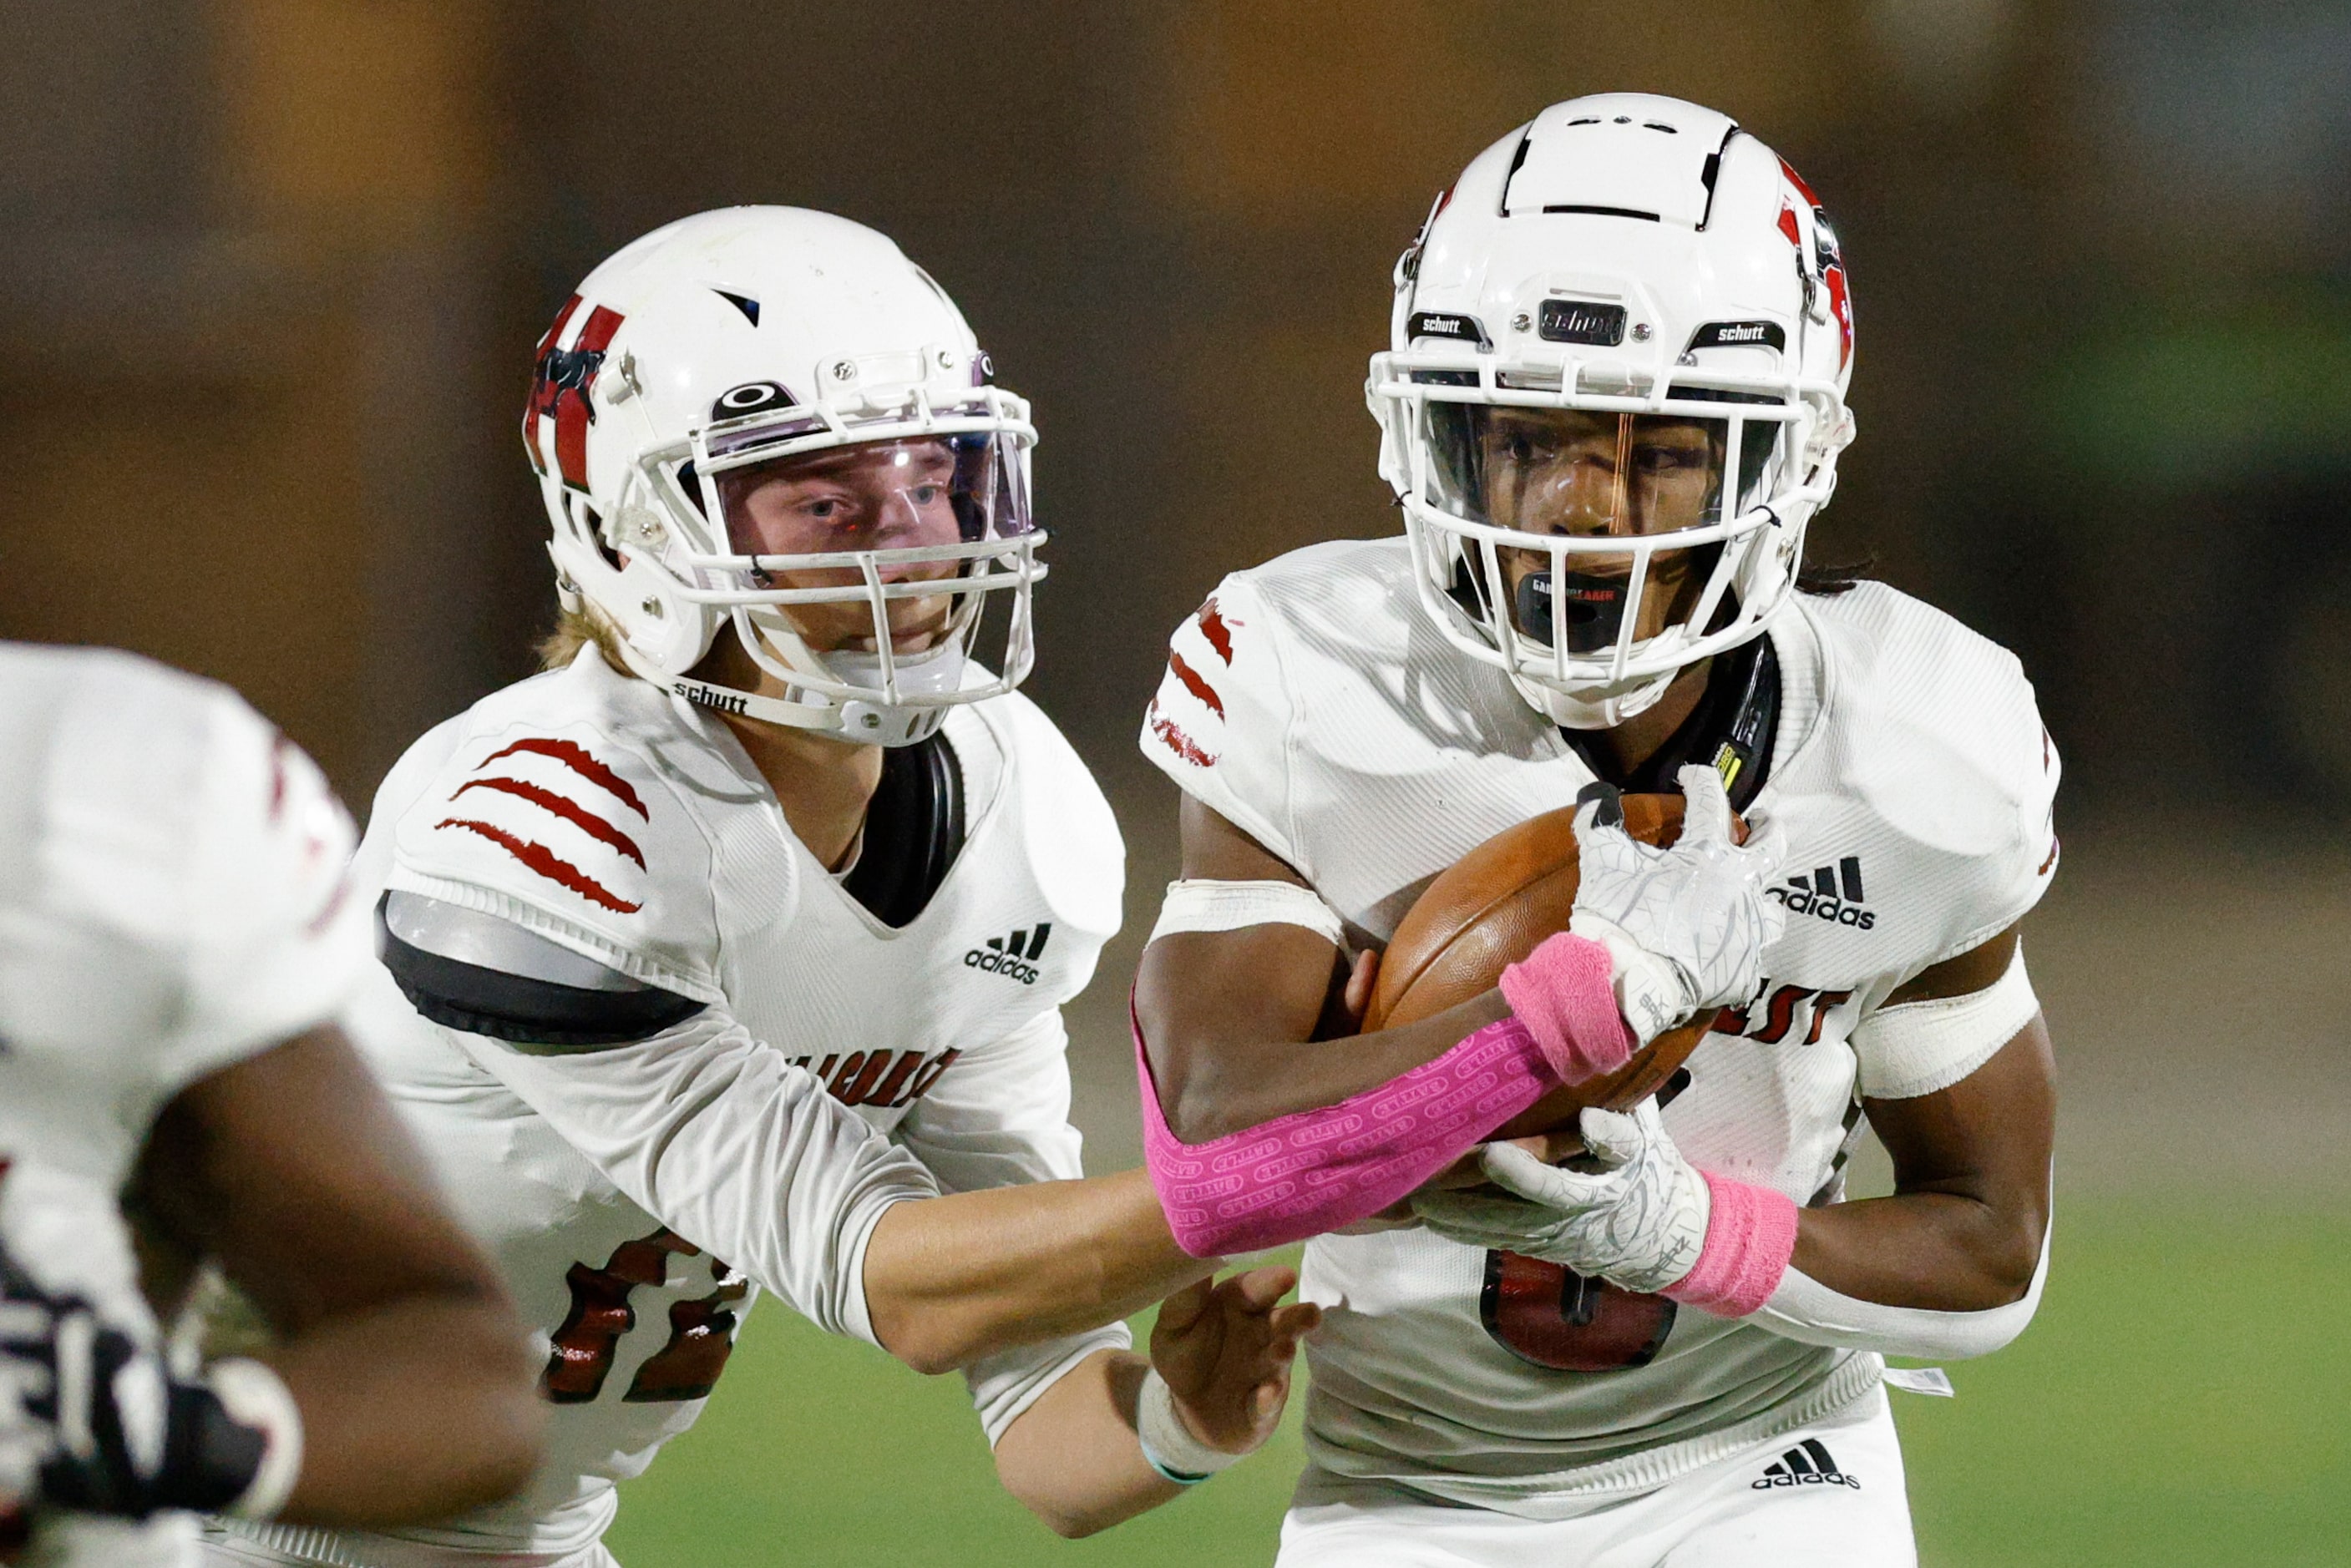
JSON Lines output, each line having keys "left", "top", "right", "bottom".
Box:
{"left": 1141, "top": 539, "right": 2059, "bottom": 1518}
{"left": 0, "top": 644, "right": 367, "bottom": 1566}
{"left": 307, "top": 649, "right": 1127, "bottom": 1562}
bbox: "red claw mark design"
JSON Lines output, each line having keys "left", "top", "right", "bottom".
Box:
{"left": 434, "top": 818, "right": 642, "bottom": 913}
{"left": 1196, "top": 597, "right": 1240, "bottom": 665}
{"left": 1148, "top": 704, "right": 1217, "bottom": 768}
{"left": 481, "top": 738, "right": 649, "bottom": 818}
{"left": 1776, "top": 154, "right": 1823, "bottom": 210}
{"left": 453, "top": 776, "right": 646, "bottom": 868}
{"left": 1167, "top": 650, "right": 1227, "bottom": 719}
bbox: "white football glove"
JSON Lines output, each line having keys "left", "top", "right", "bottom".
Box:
{"left": 1410, "top": 1101, "right": 1710, "bottom": 1294}
{"left": 1569, "top": 765, "right": 1786, "bottom": 1044}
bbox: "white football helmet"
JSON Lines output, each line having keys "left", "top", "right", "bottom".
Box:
{"left": 527, "top": 206, "right": 1041, "bottom": 746}
{"left": 1369, "top": 94, "right": 1857, "bottom": 729}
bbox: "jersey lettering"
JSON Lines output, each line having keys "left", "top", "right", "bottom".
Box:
{"left": 787, "top": 1048, "right": 961, "bottom": 1109}
{"left": 1713, "top": 984, "right": 1853, "bottom": 1048}
{"left": 625, "top": 1260, "right": 749, "bottom": 1403}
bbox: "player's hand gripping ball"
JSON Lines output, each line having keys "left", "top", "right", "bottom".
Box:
{"left": 1411, "top": 1101, "right": 1712, "bottom": 1293}
{"left": 1568, "top": 764, "right": 1786, "bottom": 1044}
{"left": 1363, "top": 768, "right": 1776, "bottom": 1142}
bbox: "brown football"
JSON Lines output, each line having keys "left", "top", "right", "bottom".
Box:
{"left": 1362, "top": 792, "right": 1729, "bottom": 1141}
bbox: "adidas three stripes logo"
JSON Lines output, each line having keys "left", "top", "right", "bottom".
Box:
{"left": 964, "top": 923, "right": 1051, "bottom": 985}
{"left": 1764, "top": 854, "right": 1878, "bottom": 930}
{"left": 1753, "top": 1437, "right": 1862, "bottom": 1490}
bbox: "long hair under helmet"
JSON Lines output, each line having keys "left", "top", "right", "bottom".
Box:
{"left": 526, "top": 206, "right": 1041, "bottom": 746}
{"left": 1368, "top": 94, "right": 1857, "bottom": 729}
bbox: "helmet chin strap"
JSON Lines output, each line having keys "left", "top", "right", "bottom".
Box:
{"left": 1512, "top": 667, "right": 1680, "bottom": 731}
{"left": 623, "top": 635, "right": 965, "bottom": 749}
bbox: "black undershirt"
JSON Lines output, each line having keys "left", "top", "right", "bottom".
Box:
{"left": 841, "top": 731, "right": 965, "bottom": 928}
{"left": 1558, "top": 634, "right": 1781, "bottom": 813}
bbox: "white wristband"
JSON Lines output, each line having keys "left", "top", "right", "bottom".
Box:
{"left": 206, "top": 1358, "right": 303, "bottom": 1521}
{"left": 1135, "top": 1368, "right": 1241, "bottom": 1485}
{"left": 1148, "top": 880, "right": 1346, "bottom": 949}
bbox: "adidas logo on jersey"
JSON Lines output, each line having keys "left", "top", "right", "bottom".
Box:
{"left": 1766, "top": 856, "right": 1876, "bottom": 930}
{"left": 1752, "top": 1438, "right": 1861, "bottom": 1490}
{"left": 965, "top": 923, "right": 1051, "bottom": 985}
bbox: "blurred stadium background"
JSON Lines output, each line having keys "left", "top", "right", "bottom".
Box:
{"left": 3, "top": 2, "right": 2346, "bottom": 1561}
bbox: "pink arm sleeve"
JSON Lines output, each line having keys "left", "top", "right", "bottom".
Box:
{"left": 1137, "top": 1008, "right": 1559, "bottom": 1257}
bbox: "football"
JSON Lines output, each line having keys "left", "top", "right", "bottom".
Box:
{"left": 1362, "top": 792, "right": 1727, "bottom": 1141}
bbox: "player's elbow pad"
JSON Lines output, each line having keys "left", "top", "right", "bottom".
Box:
{"left": 1748, "top": 1227, "right": 2049, "bottom": 1362}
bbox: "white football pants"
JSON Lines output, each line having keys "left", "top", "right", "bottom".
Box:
{"left": 1276, "top": 1388, "right": 1915, "bottom": 1568}
{"left": 200, "top": 1527, "right": 620, "bottom": 1568}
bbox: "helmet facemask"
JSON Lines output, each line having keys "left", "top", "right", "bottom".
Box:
{"left": 1381, "top": 366, "right": 1824, "bottom": 729}
{"left": 614, "top": 380, "right": 1041, "bottom": 746}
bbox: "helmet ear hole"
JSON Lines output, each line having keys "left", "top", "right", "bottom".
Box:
{"left": 571, "top": 503, "right": 624, "bottom": 574}
{"left": 675, "top": 461, "right": 709, "bottom": 518}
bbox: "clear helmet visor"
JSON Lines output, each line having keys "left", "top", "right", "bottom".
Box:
{"left": 708, "top": 428, "right": 1031, "bottom": 664}
{"left": 621, "top": 382, "right": 1044, "bottom": 736}
{"left": 1419, "top": 402, "right": 1784, "bottom": 655}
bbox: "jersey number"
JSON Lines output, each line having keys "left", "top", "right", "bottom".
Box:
{"left": 543, "top": 1227, "right": 748, "bottom": 1404}
{"left": 1479, "top": 1251, "right": 1675, "bottom": 1371}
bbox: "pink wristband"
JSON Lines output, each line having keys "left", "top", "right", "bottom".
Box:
{"left": 1664, "top": 1172, "right": 1800, "bottom": 1318}
{"left": 1496, "top": 932, "right": 1638, "bottom": 1085}
{"left": 1136, "top": 1006, "right": 1558, "bottom": 1258}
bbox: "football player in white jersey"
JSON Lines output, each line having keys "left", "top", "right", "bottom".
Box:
{"left": 1133, "top": 95, "right": 2060, "bottom": 1565}
{"left": 0, "top": 645, "right": 545, "bottom": 1565}
{"left": 203, "top": 207, "right": 1314, "bottom": 1568}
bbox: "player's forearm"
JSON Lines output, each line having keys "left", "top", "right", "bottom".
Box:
{"left": 262, "top": 1292, "right": 545, "bottom": 1525}
{"left": 1149, "top": 993, "right": 1518, "bottom": 1143}
{"left": 864, "top": 1169, "right": 1209, "bottom": 1374}
{"left": 991, "top": 1349, "right": 1178, "bottom": 1537}
{"left": 1791, "top": 1186, "right": 2045, "bottom": 1312}
{"left": 1796, "top": 1020, "right": 2055, "bottom": 1312}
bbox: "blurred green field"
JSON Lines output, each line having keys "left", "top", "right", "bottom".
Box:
{"left": 605, "top": 1203, "right": 2351, "bottom": 1567}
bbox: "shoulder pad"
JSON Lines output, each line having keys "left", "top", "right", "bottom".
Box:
{"left": 985, "top": 692, "right": 1124, "bottom": 956}
{"left": 1139, "top": 570, "right": 1300, "bottom": 865}
{"left": 1808, "top": 584, "right": 2061, "bottom": 957}
{"left": 386, "top": 678, "right": 725, "bottom": 999}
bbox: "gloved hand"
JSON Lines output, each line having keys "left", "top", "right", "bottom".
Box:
{"left": 0, "top": 1233, "right": 294, "bottom": 1523}
{"left": 1569, "top": 765, "right": 1786, "bottom": 1044}
{"left": 1411, "top": 1100, "right": 1711, "bottom": 1294}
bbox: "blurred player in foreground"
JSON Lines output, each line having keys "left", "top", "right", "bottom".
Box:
{"left": 1132, "top": 94, "right": 2061, "bottom": 1564}
{"left": 0, "top": 645, "right": 545, "bottom": 1565}
{"left": 204, "top": 208, "right": 1312, "bottom": 1568}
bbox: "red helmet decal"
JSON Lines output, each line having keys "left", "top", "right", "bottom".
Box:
{"left": 528, "top": 302, "right": 627, "bottom": 491}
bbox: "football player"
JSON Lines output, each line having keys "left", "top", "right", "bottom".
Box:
{"left": 1133, "top": 94, "right": 2060, "bottom": 1565}
{"left": 0, "top": 645, "right": 545, "bottom": 1565}
{"left": 203, "top": 208, "right": 1314, "bottom": 1568}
